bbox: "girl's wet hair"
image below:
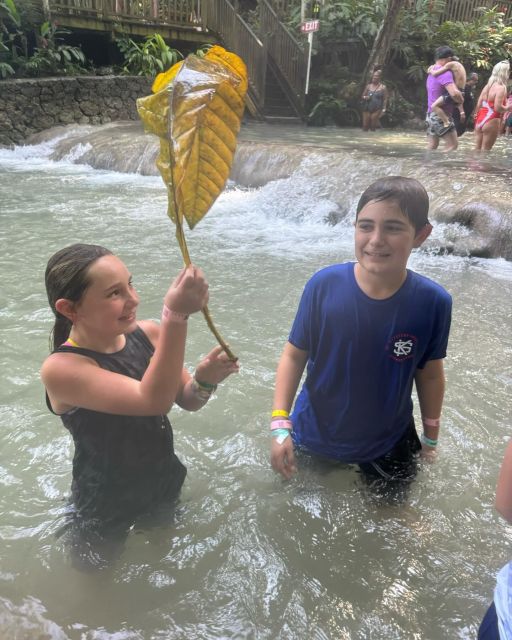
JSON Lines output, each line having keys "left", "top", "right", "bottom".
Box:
{"left": 45, "top": 243, "right": 113, "bottom": 350}
{"left": 356, "top": 176, "right": 429, "bottom": 232}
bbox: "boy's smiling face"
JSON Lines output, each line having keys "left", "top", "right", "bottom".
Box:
{"left": 354, "top": 199, "right": 431, "bottom": 282}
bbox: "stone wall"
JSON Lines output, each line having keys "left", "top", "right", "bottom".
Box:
{"left": 0, "top": 76, "right": 152, "bottom": 146}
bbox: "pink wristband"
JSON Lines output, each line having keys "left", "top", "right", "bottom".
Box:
{"left": 162, "top": 304, "right": 188, "bottom": 324}
{"left": 422, "top": 417, "right": 440, "bottom": 428}
{"left": 270, "top": 419, "right": 292, "bottom": 431}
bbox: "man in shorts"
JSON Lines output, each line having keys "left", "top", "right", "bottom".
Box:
{"left": 425, "top": 45, "right": 464, "bottom": 151}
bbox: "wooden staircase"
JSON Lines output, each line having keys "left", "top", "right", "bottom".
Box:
{"left": 204, "top": 0, "right": 306, "bottom": 122}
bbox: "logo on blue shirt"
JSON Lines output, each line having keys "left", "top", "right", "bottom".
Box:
{"left": 387, "top": 333, "right": 417, "bottom": 362}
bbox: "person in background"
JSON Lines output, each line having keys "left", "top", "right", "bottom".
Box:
{"left": 474, "top": 60, "right": 511, "bottom": 151}
{"left": 425, "top": 45, "right": 464, "bottom": 151}
{"left": 41, "top": 244, "right": 239, "bottom": 569}
{"left": 270, "top": 177, "right": 452, "bottom": 487}
{"left": 455, "top": 71, "right": 479, "bottom": 135}
{"left": 361, "top": 69, "right": 389, "bottom": 132}
{"left": 500, "top": 90, "right": 512, "bottom": 136}
{"left": 478, "top": 439, "right": 512, "bottom": 638}
{"left": 427, "top": 57, "right": 467, "bottom": 134}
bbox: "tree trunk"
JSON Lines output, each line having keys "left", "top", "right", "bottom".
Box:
{"left": 41, "top": 0, "right": 51, "bottom": 22}
{"left": 359, "top": 0, "right": 408, "bottom": 92}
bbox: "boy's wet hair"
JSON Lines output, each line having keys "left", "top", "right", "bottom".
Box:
{"left": 45, "top": 243, "right": 113, "bottom": 350}
{"left": 356, "top": 176, "right": 430, "bottom": 232}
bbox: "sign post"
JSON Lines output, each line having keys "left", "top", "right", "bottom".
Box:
{"left": 300, "top": 20, "right": 320, "bottom": 95}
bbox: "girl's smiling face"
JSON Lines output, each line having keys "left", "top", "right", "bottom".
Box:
{"left": 72, "top": 255, "right": 140, "bottom": 338}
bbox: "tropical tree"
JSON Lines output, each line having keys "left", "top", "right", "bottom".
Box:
{"left": 360, "top": 0, "right": 409, "bottom": 89}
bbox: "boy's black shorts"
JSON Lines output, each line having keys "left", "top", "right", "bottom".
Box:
{"left": 358, "top": 418, "right": 421, "bottom": 482}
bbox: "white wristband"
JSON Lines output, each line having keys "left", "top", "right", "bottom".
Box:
{"left": 162, "top": 304, "right": 188, "bottom": 324}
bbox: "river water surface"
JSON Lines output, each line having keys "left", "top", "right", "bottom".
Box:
{"left": 0, "top": 124, "right": 511, "bottom": 639}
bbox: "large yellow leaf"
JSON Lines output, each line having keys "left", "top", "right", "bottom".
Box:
{"left": 137, "top": 49, "right": 247, "bottom": 229}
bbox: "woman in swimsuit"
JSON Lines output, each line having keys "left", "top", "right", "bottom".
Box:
{"left": 474, "top": 60, "right": 511, "bottom": 151}
{"left": 361, "top": 69, "right": 389, "bottom": 132}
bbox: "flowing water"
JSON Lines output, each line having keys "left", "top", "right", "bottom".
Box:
{"left": 0, "top": 123, "right": 511, "bottom": 639}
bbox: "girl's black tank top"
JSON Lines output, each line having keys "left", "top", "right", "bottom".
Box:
{"left": 46, "top": 326, "right": 186, "bottom": 523}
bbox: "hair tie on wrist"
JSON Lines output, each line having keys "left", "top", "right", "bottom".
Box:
{"left": 194, "top": 377, "right": 217, "bottom": 392}
{"left": 420, "top": 433, "right": 438, "bottom": 447}
{"left": 162, "top": 304, "right": 188, "bottom": 324}
{"left": 191, "top": 378, "right": 214, "bottom": 401}
{"left": 421, "top": 417, "right": 440, "bottom": 428}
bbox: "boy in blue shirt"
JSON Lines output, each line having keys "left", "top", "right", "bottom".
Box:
{"left": 270, "top": 176, "right": 452, "bottom": 482}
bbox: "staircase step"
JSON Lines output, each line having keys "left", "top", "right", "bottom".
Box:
{"left": 264, "top": 115, "right": 303, "bottom": 125}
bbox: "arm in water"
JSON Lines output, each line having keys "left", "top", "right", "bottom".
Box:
{"left": 270, "top": 342, "right": 308, "bottom": 479}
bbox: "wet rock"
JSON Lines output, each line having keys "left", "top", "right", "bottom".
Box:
{"left": 436, "top": 203, "right": 512, "bottom": 260}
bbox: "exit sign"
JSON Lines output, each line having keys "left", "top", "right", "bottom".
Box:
{"left": 301, "top": 20, "right": 320, "bottom": 33}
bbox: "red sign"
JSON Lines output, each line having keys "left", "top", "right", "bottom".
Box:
{"left": 301, "top": 20, "right": 320, "bottom": 33}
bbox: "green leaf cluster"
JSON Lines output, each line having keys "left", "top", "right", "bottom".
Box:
{"left": 0, "top": 0, "right": 21, "bottom": 76}
{"left": 1, "top": 0, "right": 89, "bottom": 78}
{"left": 116, "top": 33, "right": 183, "bottom": 77}
{"left": 434, "top": 6, "right": 512, "bottom": 70}
{"left": 21, "top": 21, "right": 87, "bottom": 76}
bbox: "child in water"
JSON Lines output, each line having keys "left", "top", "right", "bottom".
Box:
{"left": 270, "top": 177, "right": 452, "bottom": 484}
{"left": 428, "top": 59, "right": 467, "bottom": 132}
{"left": 41, "top": 244, "right": 239, "bottom": 569}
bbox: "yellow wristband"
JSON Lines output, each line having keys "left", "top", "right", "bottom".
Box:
{"left": 271, "top": 409, "right": 289, "bottom": 418}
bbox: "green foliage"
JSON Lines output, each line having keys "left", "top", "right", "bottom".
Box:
{"left": 381, "top": 89, "right": 415, "bottom": 127}
{"left": 389, "top": 0, "right": 446, "bottom": 67}
{"left": 195, "top": 43, "right": 212, "bottom": 58}
{"left": 285, "top": 0, "right": 387, "bottom": 51}
{"left": 116, "top": 34, "right": 183, "bottom": 76}
{"left": 21, "top": 21, "right": 86, "bottom": 76}
{"left": 0, "top": 0, "right": 20, "bottom": 27}
{"left": 308, "top": 92, "right": 360, "bottom": 126}
{"left": 0, "top": 55, "right": 15, "bottom": 77}
{"left": 0, "top": 0, "right": 26, "bottom": 73}
{"left": 434, "top": 7, "right": 512, "bottom": 71}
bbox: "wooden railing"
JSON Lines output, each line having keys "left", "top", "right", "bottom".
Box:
{"left": 439, "top": 0, "right": 512, "bottom": 22}
{"left": 260, "top": 0, "right": 306, "bottom": 110}
{"left": 48, "top": 0, "right": 204, "bottom": 27}
{"left": 204, "top": 0, "right": 267, "bottom": 109}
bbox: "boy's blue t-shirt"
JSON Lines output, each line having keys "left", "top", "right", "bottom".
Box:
{"left": 289, "top": 262, "right": 452, "bottom": 463}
